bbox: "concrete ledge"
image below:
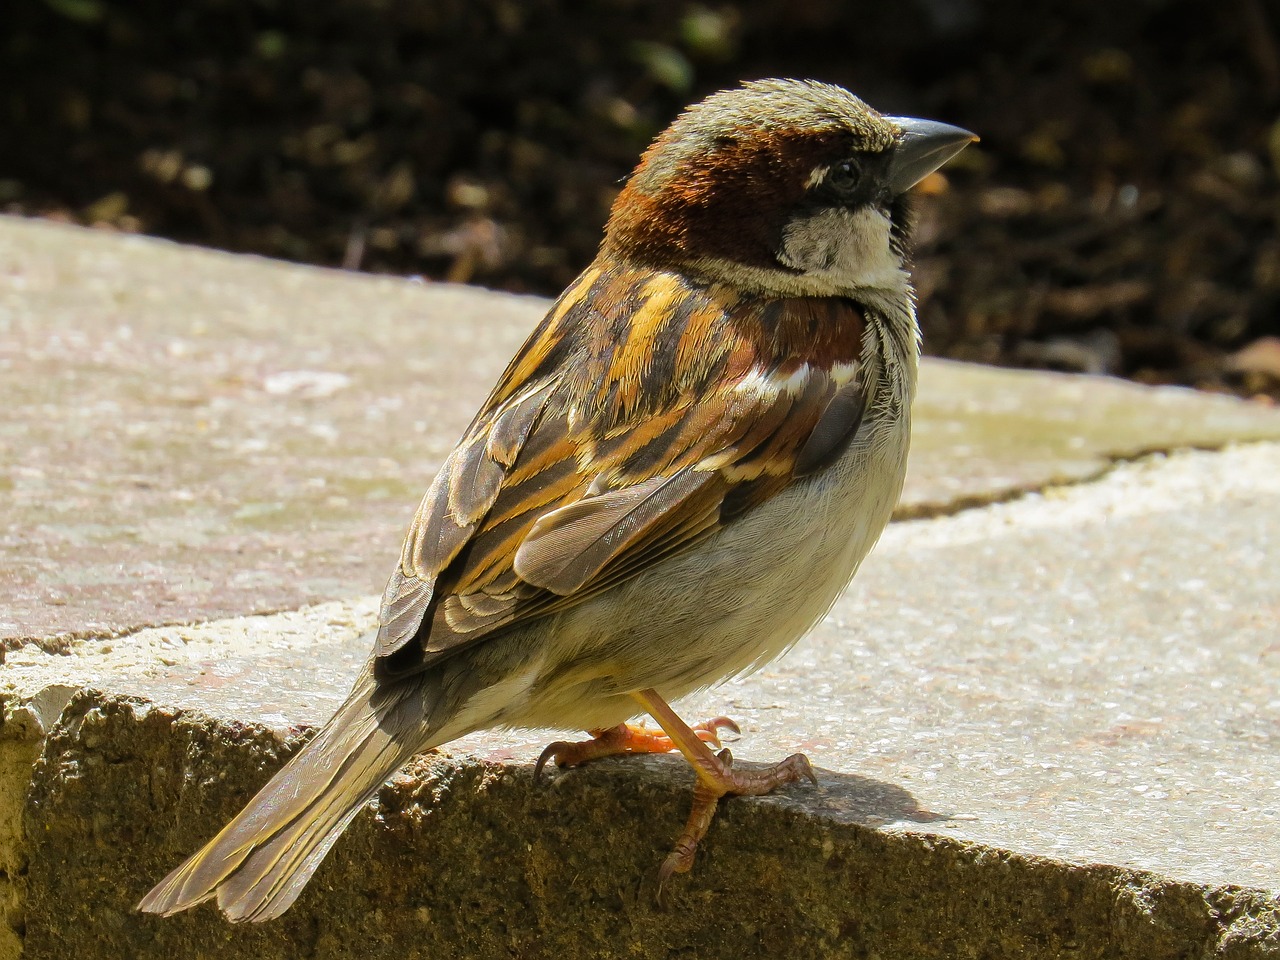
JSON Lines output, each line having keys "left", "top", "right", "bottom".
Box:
{"left": 20, "top": 691, "right": 1279, "bottom": 959}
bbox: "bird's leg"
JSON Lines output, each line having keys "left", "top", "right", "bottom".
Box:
{"left": 630, "top": 687, "right": 816, "bottom": 888}
{"left": 534, "top": 716, "right": 739, "bottom": 781}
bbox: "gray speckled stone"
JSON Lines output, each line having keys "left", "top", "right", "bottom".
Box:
{"left": 5, "top": 215, "right": 1280, "bottom": 647}
{"left": 7, "top": 446, "right": 1279, "bottom": 958}
{"left": 671, "top": 443, "right": 1280, "bottom": 891}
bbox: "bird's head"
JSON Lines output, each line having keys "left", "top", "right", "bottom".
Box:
{"left": 602, "top": 78, "right": 975, "bottom": 299}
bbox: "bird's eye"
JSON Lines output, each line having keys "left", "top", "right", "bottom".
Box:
{"left": 825, "top": 159, "right": 862, "bottom": 196}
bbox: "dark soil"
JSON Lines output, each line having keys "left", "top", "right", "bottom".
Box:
{"left": 4, "top": 0, "right": 1279, "bottom": 397}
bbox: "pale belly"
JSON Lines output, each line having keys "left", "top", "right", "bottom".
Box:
{"left": 493, "top": 406, "right": 913, "bottom": 733}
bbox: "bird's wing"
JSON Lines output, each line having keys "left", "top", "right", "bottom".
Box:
{"left": 375, "top": 263, "right": 868, "bottom": 668}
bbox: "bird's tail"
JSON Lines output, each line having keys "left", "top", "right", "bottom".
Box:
{"left": 138, "top": 662, "right": 427, "bottom": 922}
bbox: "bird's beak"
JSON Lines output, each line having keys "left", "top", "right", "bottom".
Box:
{"left": 884, "top": 117, "right": 978, "bottom": 195}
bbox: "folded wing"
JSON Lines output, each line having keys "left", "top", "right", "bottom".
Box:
{"left": 374, "top": 265, "right": 869, "bottom": 671}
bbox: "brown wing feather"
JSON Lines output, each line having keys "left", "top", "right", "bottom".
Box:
{"left": 374, "top": 381, "right": 556, "bottom": 657}
{"left": 514, "top": 470, "right": 717, "bottom": 595}
{"left": 374, "top": 262, "right": 868, "bottom": 669}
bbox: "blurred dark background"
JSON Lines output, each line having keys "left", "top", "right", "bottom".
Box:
{"left": 3, "top": 0, "right": 1279, "bottom": 395}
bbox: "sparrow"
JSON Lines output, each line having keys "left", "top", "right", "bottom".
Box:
{"left": 139, "top": 78, "right": 974, "bottom": 922}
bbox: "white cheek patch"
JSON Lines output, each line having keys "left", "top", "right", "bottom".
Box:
{"left": 779, "top": 207, "right": 909, "bottom": 296}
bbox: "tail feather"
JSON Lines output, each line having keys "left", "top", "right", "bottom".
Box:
{"left": 138, "top": 664, "right": 428, "bottom": 922}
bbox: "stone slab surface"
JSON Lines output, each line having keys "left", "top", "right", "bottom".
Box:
{"left": 907, "top": 360, "right": 1280, "bottom": 517}
{"left": 5, "top": 215, "right": 1280, "bottom": 646}
{"left": 0, "top": 217, "right": 539, "bottom": 647}
{"left": 5, "top": 445, "right": 1279, "bottom": 957}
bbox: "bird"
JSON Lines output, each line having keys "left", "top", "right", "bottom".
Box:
{"left": 138, "top": 78, "right": 975, "bottom": 922}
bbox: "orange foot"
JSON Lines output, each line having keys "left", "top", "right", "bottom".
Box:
{"left": 533, "top": 716, "right": 739, "bottom": 781}
{"left": 629, "top": 689, "right": 816, "bottom": 894}
{"left": 534, "top": 690, "right": 816, "bottom": 897}
{"left": 655, "top": 743, "right": 815, "bottom": 888}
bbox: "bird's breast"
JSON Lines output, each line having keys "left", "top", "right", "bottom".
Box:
{"left": 508, "top": 350, "right": 914, "bottom": 733}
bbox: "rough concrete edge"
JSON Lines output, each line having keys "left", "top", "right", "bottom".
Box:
{"left": 18, "top": 688, "right": 1280, "bottom": 959}
{"left": 0, "top": 686, "right": 89, "bottom": 960}
{"left": 0, "top": 702, "right": 40, "bottom": 960}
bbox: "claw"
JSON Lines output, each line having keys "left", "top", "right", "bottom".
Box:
{"left": 532, "top": 715, "right": 747, "bottom": 783}
{"left": 533, "top": 740, "right": 575, "bottom": 783}
{"left": 692, "top": 716, "right": 740, "bottom": 746}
